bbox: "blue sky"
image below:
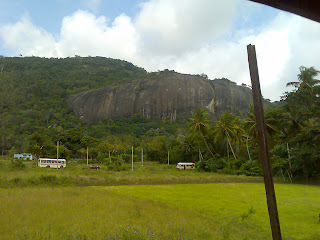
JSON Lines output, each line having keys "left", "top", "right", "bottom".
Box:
{"left": 0, "top": 0, "right": 320, "bottom": 101}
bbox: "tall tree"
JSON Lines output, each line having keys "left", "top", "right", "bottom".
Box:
{"left": 189, "top": 108, "right": 214, "bottom": 158}
{"left": 213, "top": 112, "right": 241, "bottom": 160}
{"left": 285, "top": 66, "right": 320, "bottom": 120}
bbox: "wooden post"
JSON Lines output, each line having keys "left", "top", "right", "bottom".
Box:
{"left": 168, "top": 151, "right": 170, "bottom": 165}
{"left": 247, "top": 44, "right": 282, "bottom": 240}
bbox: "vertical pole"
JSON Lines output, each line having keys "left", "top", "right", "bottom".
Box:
{"left": 141, "top": 148, "right": 143, "bottom": 166}
{"left": 247, "top": 44, "right": 282, "bottom": 240}
{"left": 57, "top": 141, "right": 59, "bottom": 169}
{"left": 168, "top": 151, "right": 170, "bottom": 165}
{"left": 109, "top": 151, "right": 111, "bottom": 162}
{"left": 132, "top": 146, "right": 133, "bottom": 171}
{"left": 87, "top": 146, "right": 89, "bottom": 166}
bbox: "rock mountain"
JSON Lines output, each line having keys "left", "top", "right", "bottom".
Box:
{"left": 68, "top": 71, "right": 252, "bottom": 123}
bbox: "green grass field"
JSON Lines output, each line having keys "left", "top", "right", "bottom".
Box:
{"left": 104, "top": 183, "right": 320, "bottom": 239}
{"left": 0, "top": 158, "right": 319, "bottom": 239}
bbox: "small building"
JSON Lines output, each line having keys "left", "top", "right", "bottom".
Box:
{"left": 14, "top": 153, "right": 33, "bottom": 160}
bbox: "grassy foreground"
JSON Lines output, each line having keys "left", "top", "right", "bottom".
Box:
{"left": 105, "top": 183, "right": 320, "bottom": 239}
{"left": 0, "top": 183, "right": 319, "bottom": 239}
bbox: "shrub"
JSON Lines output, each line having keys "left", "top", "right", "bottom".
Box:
{"left": 106, "top": 156, "right": 128, "bottom": 171}
{"left": 38, "top": 175, "right": 59, "bottom": 184}
{"left": 239, "top": 160, "right": 262, "bottom": 176}
{"left": 196, "top": 158, "right": 217, "bottom": 172}
{"left": 10, "top": 159, "right": 26, "bottom": 170}
{"left": 121, "top": 154, "right": 131, "bottom": 163}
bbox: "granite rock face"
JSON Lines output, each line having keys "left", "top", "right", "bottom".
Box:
{"left": 68, "top": 72, "right": 252, "bottom": 123}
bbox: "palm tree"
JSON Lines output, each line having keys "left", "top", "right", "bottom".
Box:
{"left": 189, "top": 108, "right": 215, "bottom": 158}
{"left": 286, "top": 66, "right": 320, "bottom": 118}
{"left": 213, "top": 112, "right": 240, "bottom": 160}
{"left": 245, "top": 105, "right": 279, "bottom": 140}
{"left": 286, "top": 66, "right": 320, "bottom": 89}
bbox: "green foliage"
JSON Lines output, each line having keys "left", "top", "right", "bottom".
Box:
{"left": 0, "top": 56, "right": 148, "bottom": 153}
{"left": 239, "top": 160, "right": 262, "bottom": 176}
{"left": 196, "top": 158, "right": 217, "bottom": 172}
{"left": 10, "top": 159, "right": 26, "bottom": 170}
{"left": 106, "top": 156, "right": 128, "bottom": 171}
{"left": 146, "top": 136, "right": 169, "bottom": 163}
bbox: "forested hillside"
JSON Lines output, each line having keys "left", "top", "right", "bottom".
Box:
{"left": 0, "top": 56, "right": 150, "bottom": 152}
{"left": 0, "top": 56, "right": 319, "bottom": 181}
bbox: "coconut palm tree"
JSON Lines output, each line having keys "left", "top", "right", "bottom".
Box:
{"left": 189, "top": 108, "right": 214, "bottom": 158}
{"left": 285, "top": 66, "right": 320, "bottom": 119}
{"left": 213, "top": 112, "right": 241, "bottom": 160}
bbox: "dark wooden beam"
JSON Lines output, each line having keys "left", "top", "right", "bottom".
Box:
{"left": 249, "top": 0, "right": 320, "bottom": 23}
{"left": 247, "top": 44, "right": 282, "bottom": 240}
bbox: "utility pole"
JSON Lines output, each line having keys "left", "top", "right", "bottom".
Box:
{"left": 57, "top": 141, "right": 59, "bottom": 170}
{"left": 132, "top": 146, "right": 134, "bottom": 171}
{"left": 247, "top": 44, "right": 282, "bottom": 240}
{"left": 141, "top": 148, "right": 143, "bottom": 166}
{"left": 86, "top": 146, "right": 89, "bottom": 166}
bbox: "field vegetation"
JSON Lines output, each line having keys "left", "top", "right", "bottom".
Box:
{"left": 0, "top": 180, "right": 319, "bottom": 239}
{"left": 0, "top": 158, "right": 263, "bottom": 188}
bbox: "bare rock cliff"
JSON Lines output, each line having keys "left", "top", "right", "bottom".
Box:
{"left": 68, "top": 72, "right": 252, "bottom": 123}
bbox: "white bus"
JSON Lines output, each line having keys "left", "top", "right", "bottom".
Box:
{"left": 38, "top": 158, "right": 66, "bottom": 169}
{"left": 176, "top": 162, "right": 195, "bottom": 170}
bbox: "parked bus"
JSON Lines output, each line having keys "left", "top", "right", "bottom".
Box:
{"left": 38, "top": 158, "right": 66, "bottom": 169}
{"left": 176, "top": 162, "right": 195, "bottom": 170}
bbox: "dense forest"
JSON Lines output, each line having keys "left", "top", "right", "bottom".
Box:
{"left": 0, "top": 56, "right": 319, "bottom": 181}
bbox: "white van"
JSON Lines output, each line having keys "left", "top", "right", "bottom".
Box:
{"left": 176, "top": 162, "right": 195, "bottom": 170}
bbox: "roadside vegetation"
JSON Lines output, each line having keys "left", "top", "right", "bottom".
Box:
{"left": 0, "top": 159, "right": 264, "bottom": 188}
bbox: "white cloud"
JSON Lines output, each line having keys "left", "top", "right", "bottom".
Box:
{"left": 0, "top": 0, "right": 320, "bottom": 101}
{"left": 0, "top": 14, "right": 57, "bottom": 56}
{"left": 135, "top": 0, "right": 241, "bottom": 55}
{"left": 0, "top": 10, "right": 139, "bottom": 61}
{"left": 56, "top": 10, "right": 139, "bottom": 60}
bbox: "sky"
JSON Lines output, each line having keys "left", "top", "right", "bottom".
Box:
{"left": 0, "top": 0, "right": 320, "bottom": 101}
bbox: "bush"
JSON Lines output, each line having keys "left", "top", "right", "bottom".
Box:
{"left": 239, "top": 160, "right": 262, "bottom": 176}
{"left": 121, "top": 154, "right": 131, "bottom": 163}
{"left": 106, "top": 156, "right": 128, "bottom": 171}
{"left": 10, "top": 159, "right": 26, "bottom": 170}
{"left": 38, "top": 175, "right": 59, "bottom": 184}
{"left": 196, "top": 158, "right": 217, "bottom": 172}
{"left": 226, "top": 157, "right": 246, "bottom": 170}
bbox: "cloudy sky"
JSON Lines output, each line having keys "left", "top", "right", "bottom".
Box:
{"left": 0, "top": 0, "right": 319, "bottom": 101}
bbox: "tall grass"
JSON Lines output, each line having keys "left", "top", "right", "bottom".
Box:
{"left": 0, "top": 159, "right": 264, "bottom": 187}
